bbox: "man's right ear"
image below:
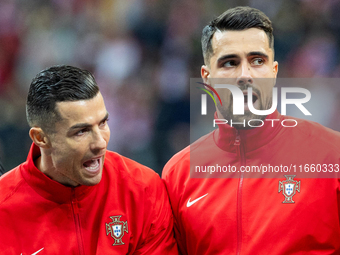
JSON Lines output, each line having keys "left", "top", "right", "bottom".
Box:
{"left": 29, "top": 127, "right": 50, "bottom": 148}
{"left": 201, "top": 65, "right": 210, "bottom": 83}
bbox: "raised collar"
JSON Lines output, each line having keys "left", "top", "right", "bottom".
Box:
{"left": 214, "top": 110, "right": 284, "bottom": 153}
{"left": 21, "top": 143, "right": 95, "bottom": 204}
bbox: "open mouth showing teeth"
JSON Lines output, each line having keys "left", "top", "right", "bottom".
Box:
{"left": 244, "top": 94, "right": 258, "bottom": 103}
{"left": 83, "top": 159, "right": 100, "bottom": 171}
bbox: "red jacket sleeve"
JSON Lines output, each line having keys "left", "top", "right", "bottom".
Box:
{"left": 133, "top": 173, "right": 179, "bottom": 255}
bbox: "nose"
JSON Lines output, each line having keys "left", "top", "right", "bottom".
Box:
{"left": 236, "top": 61, "right": 253, "bottom": 86}
{"left": 91, "top": 128, "right": 107, "bottom": 153}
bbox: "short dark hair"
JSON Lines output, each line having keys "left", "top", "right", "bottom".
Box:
{"left": 26, "top": 65, "right": 99, "bottom": 132}
{"left": 202, "top": 6, "right": 274, "bottom": 65}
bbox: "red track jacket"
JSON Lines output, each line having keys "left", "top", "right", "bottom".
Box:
{"left": 0, "top": 144, "right": 178, "bottom": 255}
{"left": 162, "top": 111, "right": 340, "bottom": 254}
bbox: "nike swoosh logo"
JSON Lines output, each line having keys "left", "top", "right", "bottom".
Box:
{"left": 187, "top": 193, "right": 208, "bottom": 207}
{"left": 20, "top": 248, "right": 44, "bottom": 255}
{"left": 32, "top": 248, "right": 44, "bottom": 255}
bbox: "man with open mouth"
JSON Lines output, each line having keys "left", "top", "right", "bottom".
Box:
{"left": 0, "top": 65, "right": 178, "bottom": 254}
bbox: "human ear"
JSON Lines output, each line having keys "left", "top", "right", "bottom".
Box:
{"left": 273, "top": 61, "right": 278, "bottom": 78}
{"left": 201, "top": 65, "right": 210, "bottom": 84}
{"left": 29, "top": 127, "right": 50, "bottom": 149}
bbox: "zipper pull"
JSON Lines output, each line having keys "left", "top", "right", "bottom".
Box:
{"left": 234, "top": 130, "right": 241, "bottom": 146}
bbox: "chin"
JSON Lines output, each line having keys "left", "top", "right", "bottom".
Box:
{"left": 81, "top": 174, "right": 103, "bottom": 186}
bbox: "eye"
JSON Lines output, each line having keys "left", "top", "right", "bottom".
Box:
{"left": 100, "top": 118, "right": 109, "bottom": 127}
{"left": 75, "top": 128, "right": 89, "bottom": 136}
{"left": 223, "top": 59, "right": 238, "bottom": 68}
{"left": 252, "top": 58, "right": 264, "bottom": 66}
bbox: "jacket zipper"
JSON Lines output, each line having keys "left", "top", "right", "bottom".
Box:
{"left": 71, "top": 189, "right": 85, "bottom": 255}
{"left": 235, "top": 130, "right": 246, "bottom": 255}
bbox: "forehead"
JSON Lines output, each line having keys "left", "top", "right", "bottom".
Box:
{"left": 211, "top": 28, "right": 273, "bottom": 59}
{"left": 55, "top": 93, "right": 107, "bottom": 126}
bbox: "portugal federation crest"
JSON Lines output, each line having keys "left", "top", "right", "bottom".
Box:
{"left": 278, "top": 175, "right": 301, "bottom": 203}
{"left": 106, "top": 215, "right": 128, "bottom": 246}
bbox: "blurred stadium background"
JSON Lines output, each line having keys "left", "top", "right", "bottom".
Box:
{"left": 1, "top": 0, "right": 340, "bottom": 175}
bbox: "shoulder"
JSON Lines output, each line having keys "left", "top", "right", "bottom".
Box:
{"left": 162, "top": 145, "right": 190, "bottom": 178}
{"left": 283, "top": 116, "right": 340, "bottom": 151}
{"left": 103, "top": 151, "right": 172, "bottom": 223}
{"left": 104, "top": 150, "right": 163, "bottom": 191}
{"left": 0, "top": 163, "right": 26, "bottom": 204}
{"left": 291, "top": 116, "right": 340, "bottom": 135}
{"left": 162, "top": 131, "right": 214, "bottom": 180}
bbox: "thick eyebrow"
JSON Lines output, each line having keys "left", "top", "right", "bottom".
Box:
{"left": 247, "top": 51, "right": 269, "bottom": 60}
{"left": 68, "top": 112, "right": 109, "bottom": 131}
{"left": 217, "top": 54, "right": 239, "bottom": 66}
{"left": 216, "top": 51, "right": 269, "bottom": 66}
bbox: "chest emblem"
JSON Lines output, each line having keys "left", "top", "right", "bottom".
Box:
{"left": 106, "top": 215, "right": 129, "bottom": 245}
{"left": 278, "top": 175, "right": 301, "bottom": 203}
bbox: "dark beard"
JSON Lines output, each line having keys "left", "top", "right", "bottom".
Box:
{"left": 216, "top": 85, "right": 273, "bottom": 130}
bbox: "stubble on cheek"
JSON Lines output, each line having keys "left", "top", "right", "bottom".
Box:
{"left": 216, "top": 93, "right": 273, "bottom": 127}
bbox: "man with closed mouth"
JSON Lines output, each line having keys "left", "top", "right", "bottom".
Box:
{"left": 162, "top": 6, "right": 340, "bottom": 254}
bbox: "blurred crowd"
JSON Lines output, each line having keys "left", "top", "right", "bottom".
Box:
{"left": 1, "top": 0, "right": 340, "bottom": 174}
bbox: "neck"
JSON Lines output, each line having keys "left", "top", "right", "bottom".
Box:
{"left": 35, "top": 150, "right": 78, "bottom": 187}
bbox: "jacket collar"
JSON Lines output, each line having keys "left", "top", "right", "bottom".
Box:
{"left": 214, "top": 110, "right": 284, "bottom": 153}
{"left": 21, "top": 143, "right": 94, "bottom": 204}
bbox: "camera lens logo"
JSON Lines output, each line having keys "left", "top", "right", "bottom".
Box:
{"left": 196, "top": 82, "right": 223, "bottom": 107}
